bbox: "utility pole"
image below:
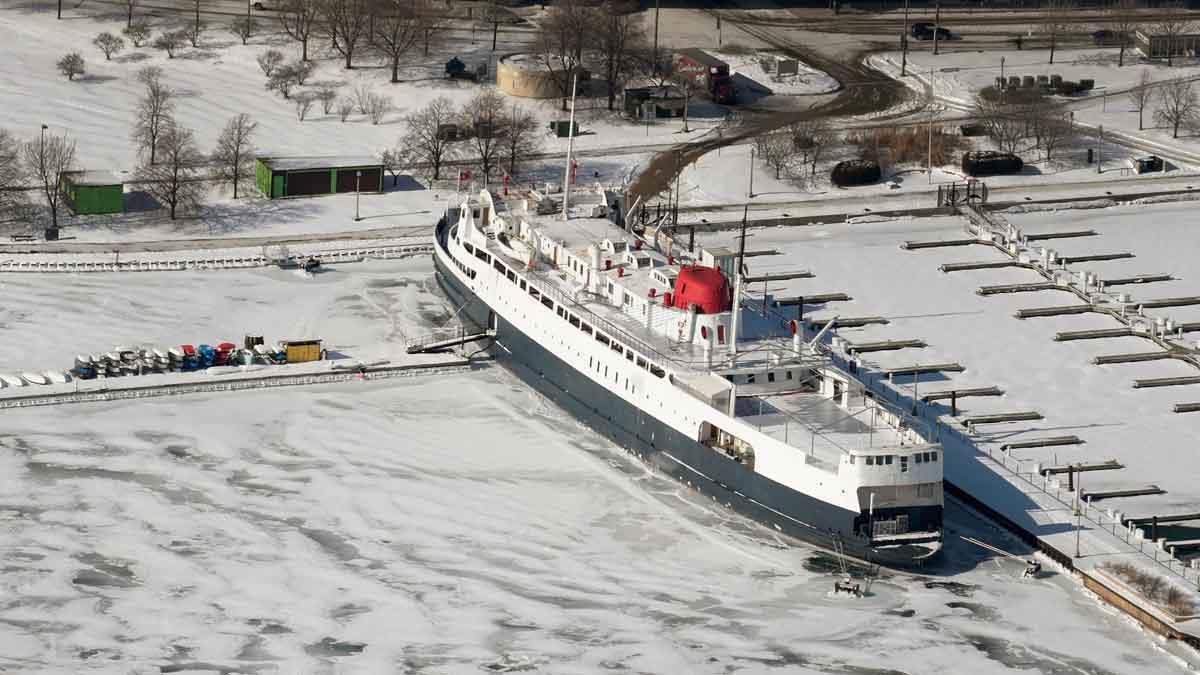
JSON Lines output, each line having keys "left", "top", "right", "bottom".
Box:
{"left": 561, "top": 71, "right": 579, "bottom": 220}
{"left": 1097, "top": 124, "right": 1103, "bottom": 174}
{"left": 901, "top": 0, "right": 910, "bottom": 76}
{"left": 748, "top": 146, "right": 755, "bottom": 198}
{"left": 933, "top": 0, "right": 942, "bottom": 56}
{"left": 717, "top": 13, "right": 723, "bottom": 48}
{"left": 246, "top": 0, "right": 252, "bottom": 39}
{"left": 1074, "top": 463, "right": 1083, "bottom": 558}
{"left": 653, "top": 0, "right": 661, "bottom": 76}
{"left": 354, "top": 170, "right": 362, "bottom": 221}
{"left": 927, "top": 69, "right": 934, "bottom": 183}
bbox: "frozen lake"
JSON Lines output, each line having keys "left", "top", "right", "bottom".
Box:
{"left": 0, "top": 259, "right": 1190, "bottom": 673}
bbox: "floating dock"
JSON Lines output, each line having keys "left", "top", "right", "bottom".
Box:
{"left": 1174, "top": 402, "right": 1200, "bottom": 413}
{"left": 1100, "top": 273, "right": 1174, "bottom": 287}
{"left": 1041, "top": 460, "right": 1124, "bottom": 475}
{"left": 808, "top": 316, "right": 889, "bottom": 328}
{"left": 1016, "top": 305, "right": 1094, "bottom": 319}
{"left": 1000, "top": 436, "right": 1083, "bottom": 450}
{"left": 1136, "top": 296, "right": 1200, "bottom": 309}
{"left": 1093, "top": 351, "right": 1174, "bottom": 365}
{"left": 775, "top": 293, "right": 852, "bottom": 306}
{"left": 1058, "top": 252, "right": 1135, "bottom": 264}
{"left": 1055, "top": 328, "right": 1134, "bottom": 341}
{"left": 978, "top": 281, "right": 1060, "bottom": 296}
{"left": 1083, "top": 485, "right": 1166, "bottom": 501}
{"left": 940, "top": 260, "right": 1030, "bottom": 273}
{"left": 901, "top": 238, "right": 980, "bottom": 250}
{"left": 1132, "top": 376, "right": 1200, "bottom": 389}
{"left": 1025, "top": 230, "right": 1098, "bottom": 241}
{"left": 959, "top": 411, "right": 1044, "bottom": 426}
{"left": 920, "top": 385, "right": 1004, "bottom": 402}
{"left": 881, "top": 362, "right": 965, "bottom": 376}
{"left": 846, "top": 339, "right": 927, "bottom": 354}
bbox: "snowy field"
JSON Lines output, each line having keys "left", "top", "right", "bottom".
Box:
{"left": 873, "top": 47, "right": 1200, "bottom": 160}
{"left": 0, "top": 256, "right": 1189, "bottom": 672}
{"left": 0, "top": 4, "right": 716, "bottom": 176}
{"left": 699, "top": 201, "right": 1200, "bottom": 522}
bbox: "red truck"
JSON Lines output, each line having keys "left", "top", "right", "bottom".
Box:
{"left": 673, "top": 49, "right": 735, "bottom": 105}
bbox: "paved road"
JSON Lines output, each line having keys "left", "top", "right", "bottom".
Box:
{"left": 0, "top": 225, "right": 430, "bottom": 254}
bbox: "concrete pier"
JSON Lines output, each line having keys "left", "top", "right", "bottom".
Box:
{"left": 959, "top": 411, "right": 1044, "bottom": 426}
{"left": 1055, "top": 328, "right": 1134, "bottom": 341}
{"left": 1000, "top": 436, "right": 1083, "bottom": 450}
{"left": 1132, "top": 376, "right": 1200, "bottom": 389}
{"left": 1025, "top": 230, "right": 1098, "bottom": 241}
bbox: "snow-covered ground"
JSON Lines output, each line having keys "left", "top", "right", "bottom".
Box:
{"left": 872, "top": 48, "right": 1200, "bottom": 162}
{"left": 698, "top": 201, "right": 1200, "bottom": 522}
{"left": 0, "top": 3, "right": 715, "bottom": 176}
{"left": 0, "top": 257, "right": 1189, "bottom": 672}
{"left": 716, "top": 49, "right": 839, "bottom": 97}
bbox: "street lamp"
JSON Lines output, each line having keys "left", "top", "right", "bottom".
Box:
{"left": 354, "top": 170, "right": 362, "bottom": 221}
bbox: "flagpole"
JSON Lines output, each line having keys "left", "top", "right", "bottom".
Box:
{"left": 562, "top": 70, "right": 579, "bottom": 221}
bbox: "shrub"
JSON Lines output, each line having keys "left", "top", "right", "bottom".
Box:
{"left": 56, "top": 52, "right": 85, "bottom": 81}
{"left": 831, "top": 159, "right": 881, "bottom": 187}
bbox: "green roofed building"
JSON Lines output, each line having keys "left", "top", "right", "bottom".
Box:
{"left": 61, "top": 171, "right": 124, "bottom": 215}
{"left": 254, "top": 156, "right": 384, "bottom": 199}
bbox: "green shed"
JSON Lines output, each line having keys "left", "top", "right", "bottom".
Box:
{"left": 254, "top": 156, "right": 384, "bottom": 199}
{"left": 62, "top": 171, "right": 124, "bottom": 215}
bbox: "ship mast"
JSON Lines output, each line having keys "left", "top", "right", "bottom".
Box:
{"left": 729, "top": 206, "right": 747, "bottom": 356}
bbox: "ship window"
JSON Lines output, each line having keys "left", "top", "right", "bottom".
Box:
{"left": 650, "top": 365, "right": 665, "bottom": 378}
{"left": 529, "top": 287, "right": 540, "bottom": 299}
{"left": 931, "top": 451, "right": 938, "bottom": 462}
{"left": 464, "top": 242, "right": 475, "bottom": 254}
{"left": 848, "top": 455, "right": 855, "bottom": 465}
{"left": 915, "top": 453, "right": 924, "bottom": 464}
{"left": 569, "top": 315, "right": 580, "bottom": 328}
{"left": 520, "top": 280, "right": 527, "bottom": 290}
{"left": 637, "top": 357, "right": 647, "bottom": 369}
{"left": 597, "top": 333, "right": 610, "bottom": 346}
{"left": 747, "top": 374, "right": 755, "bottom": 384}
{"left": 626, "top": 351, "right": 634, "bottom": 362}
{"left": 611, "top": 342, "right": 623, "bottom": 355}
{"left": 507, "top": 270, "right": 516, "bottom": 283}
{"left": 581, "top": 322, "right": 592, "bottom": 335}
{"left": 475, "top": 249, "right": 489, "bottom": 263}
{"left": 623, "top": 292, "right": 632, "bottom": 306}
{"left": 557, "top": 306, "right": 565, "bottom": 318}
{"left": 900, "top": 456, "right": 909, "bottom": 472}
{"left": 494, "top": 260, "right": 505, "bottom": 273}
{"left": 786, "top": 371, "right": 793, "bottom": 380}
{"left": 541, "top": 296, "right": 553, "bottom": 309}
{"left": 885, "top": 455, "right": 893, "bottom": 465}
{"left": 767, "top": 372, "right": 775, "bottom": 383}
{"left": 866, "top": 456, "right": 874, "bottom": 466}
{"left": 607, "top": 282, "right": 614, "bottom": 294}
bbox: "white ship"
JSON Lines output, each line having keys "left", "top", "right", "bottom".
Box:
{"left": 431, "top": 188, "right": 943, "bottom": 567}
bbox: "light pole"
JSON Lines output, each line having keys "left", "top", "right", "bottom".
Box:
{"left": 653, "top": 0, "right": 661, "bottom": 76}
{"left": 562, "top": 69, "right": 579, "bottom": 220}
{"left": 354, "top": 170, "right": 362, "bottom": 221}
{"left": 927, "top": 70, "right": 934, "bottom": 184}
{"left": 901, "top": 0, "right": 910, "bottom": 76}
{"left": 748, "top": 146, "right": 755, "bottom": 198}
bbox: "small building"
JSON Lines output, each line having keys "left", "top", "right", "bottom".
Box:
{"left": 624, "top": 85, "right": 686, "bottom": 119}
{"left": 61, "top": 171, "right": 124, "bottom": 215}
{"left": 281, "top": 339, "right": 323, "bottom": 363}
{"left": 1136, "top": 29, "right": 1200, "bottom": 59}
{"left": 254, "top": 156, "right": 384, "bottom": 199}
{"left": 496, "top": 53, "right": 585, "bottom": 99}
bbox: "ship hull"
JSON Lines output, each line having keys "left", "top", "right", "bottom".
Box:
{"left": 433, "top": 224, "right": 938, "bottom": 569}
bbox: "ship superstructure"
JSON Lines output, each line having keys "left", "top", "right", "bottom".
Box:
{"left": 432, "top": 187, "right": 943, "bottom": 566}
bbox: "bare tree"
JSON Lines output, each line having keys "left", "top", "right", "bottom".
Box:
{"left": 399, "top": 96, "right": 457, "bottom": 180}
{"left": 211, "top": 113, "right": 257, "bottom": 199}
{"left": 754, "top": 132, "right": 792, "bottom": 179}
{"left": 56, "top": 53, "right": 85, "bottom": 81}
{"left": 596, "top": 2, "right": 646, "bottom": 111}
{"left": 503, "top": 104, "right": 542, "bottom": 177}
{"left": 337, "top": 98, "right": 354, "bottom": 121}
{"left": 0, "top": 129, "right": 25, "bottom": 215}
{"left": 372, "top": 0, "right": 421, "bottom": 83}
{"left": 279, "top": 0, "right": 320, "bottom": 61}
{"left": 122, "top": 0, "right": 137, "bottom": 28}
{"left": 317, "top": 86, "right": 337, "bottom": 113}
{"left": 789, "top": 119, "right": 832, "bottom": 178}
{"left": 533, "top": 0, "right": 598, "bottom": 110}
{"left": 1156, "top": 77, "right": 1198, "bottom": 137}
{"left": 1030, "top": 99, "right": 1074, "bottom": 163}
{"left": 185, "top": 20, "right": 206, "bottom": 48}
{"left": 381, "top": 148, "right": 404, "bottom": 186}
{"left": 154, "top": 30, "right": 187, "bottom": 58}
{"left": 1152, "top": 2, "right": 1194, "bottom": 67}
{"left": 975, "top": 90, "right": 1033, "bottom": 153}
{"left": 353, "top": 84, "right": 373, "bottom": 114}
{"left": 257, "top": 49, "right": 285, "bottom": 77}
{"left": 366, "top": 93, "right": 392, "bottom": 124}
{"left": 1041, "top": 0, "right": 1074, "bottom": 65}
{"left": 1106, "top": 0, "right": 1140, "bottom": 67}
{"left": 123, "top": 22, "right": 150, "bottom": 48}
{"left": 93, "top": 32, "right": 125, "bottom": 60}
{"left": 320, "top": 0, "right": 370, "bottom": 69}
{"left": 1129, "top": 69, "right": 1152, "bottom": 130}
{"left": 229, "top": 16, "right": 256, "bottom": 46}
{"left": 137, "top": 124, "right": 204, "bottom": 220}
{"left": 188, "top": 0, "right": 205, "bottom": 47}
{"left": 292, "top": 59, "right": 316, "bottom": 85}
{"left": 460, "top": 89, "right": 507, "bottom": 184}
{"left": 132, "top": 67, "right": 174, "bottom": 165}
{"left": 266, "top": 64, "right": 298, "bottom": 98}
{"left": 295, "top": 94, "right": 315, "bottom": 120}
{"left": 22, "top": 132, "right": 76, "bottom": 230}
